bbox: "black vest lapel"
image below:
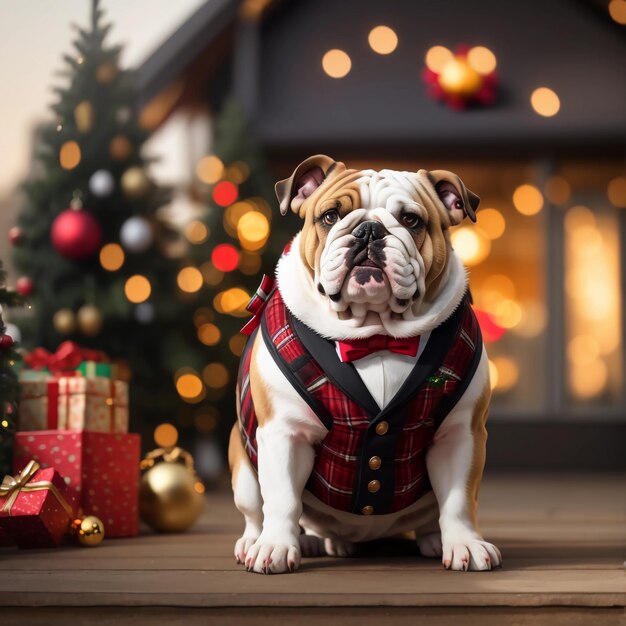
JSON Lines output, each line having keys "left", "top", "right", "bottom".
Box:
{"left": 290, "top": 314, "right": 381, "bottom": 419}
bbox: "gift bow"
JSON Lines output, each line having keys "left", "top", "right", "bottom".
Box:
{"left": 0, "top": 459, "right": 74, "bottom": 518}
{"left": 24, "top": 341, "right": 108, "bottom": 376}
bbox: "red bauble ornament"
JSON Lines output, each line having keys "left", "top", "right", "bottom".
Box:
{"left": 0, "top": 334, "right": 14, "bottom": 349}
{"left": 51, "top": 208, "right": 102, "bottom": 260}
{"left": 15, "top": 276, "right": 34, "bottom": 296}
{"left": 212, "top": 243, "right": 239, "bottom": 272}
{"left": 8, "top": 226, "right": 22, "bottom": 245}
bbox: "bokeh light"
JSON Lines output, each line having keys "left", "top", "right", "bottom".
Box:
{"left": 229, "top": 334, "right": 247, "bottom": 356}
{"left": 124, "top": 275, "right": 151, "bottom": 303}
{"left": 154, "top": 423, "right": 178, "bottom": 448}
{"left": 493, "top": 299, "right": 523, "bottom": 329}
{"left": 225, "top": 161, "right": 250, "bottom": 185}
{"left": 569, "top": 359, "right": 608, "bottom": 399}
{"left": 608, "top": 0, "right": 626, "bottom": 24}
{"left": 177, "top": 266, "right": 204, "bottom": 293}
{"left": 214, "top": 288, "right": 250, "bottom": 317}
{"left": 185, "top": 220, "right": 209, "bottom": 244}
{"left": 198, "top": 323, "right": 221, "bottom": 346}
{"left": 368, "top": 26, "right": 398, "bottom": 55}
{"left": 476, "top": 208, "right": 505, "bottom": 239}
{"left": 425, "top": 46, "right": 453, "bottom": 73}
{"left": 237, "top": 211, "right": 270, "bottom": 250}
{"left": 196, "top": 155, "right": 223, "bottom": 184}
{"left": 202, "top": 363, "right": 230, "bottom": 389}
{"left": 322, "top": 49, "right": 352, "bottom": 78}
{"left": 450, "top": 227, "right": 491, "bottom": 266}
{"left": 59, "top": 141, "right": 81, "bottom": 169}
{"left": 193, "top": 307, "right": 214, "bottom": 327}
{"left": 99, "top": 243, "right": 125, "bottom": 271}
{"left": 175, "top": 371, "right": 205, "bottom": 402}
{"left": 466, "top": 46, "right": 497, "bottom": 74}
{"left": 213, "top": 181, "right": 238, "bottom": 206}
{"left": 109, "top": 135, "right": 133, "bottom": 160}
{"left": 513, "top": 184, "right": 544, "bottom": 215}
{"left": 212, "top": 244, "right": 239, "bottom": 272}
{"left": 530, "top": 87, "right": 560, "bottom": 117}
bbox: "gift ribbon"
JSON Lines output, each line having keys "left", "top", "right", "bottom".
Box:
{"left": 24, "top": 341, "right": 109, "bottom": 376}
{"left": 0, "top": 460, "right": 74, "bottom": 518}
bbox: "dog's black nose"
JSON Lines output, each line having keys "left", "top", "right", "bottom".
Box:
{"left": 353, "top": 220, "right": 387, "bottom": 242}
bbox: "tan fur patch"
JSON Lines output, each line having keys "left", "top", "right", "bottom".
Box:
{"left": 422, "top": 205, "right": 450, "bottom": 300}
{"left": 228, "top": 422, "right": 247, "bottom": 489}
{"left": 249, "top": 331, "right": 274, "bottom": 426}
{"left": 466, "top": 380, "right": 491, "bottom": 529}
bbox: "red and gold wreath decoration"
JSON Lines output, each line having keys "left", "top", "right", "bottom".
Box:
{"left": 422, "top": 45, "right": 498, "bottom": 110}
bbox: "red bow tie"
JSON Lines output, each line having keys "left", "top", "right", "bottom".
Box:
{"left": 337, "top": 335, "right": 420, "bottom": 363}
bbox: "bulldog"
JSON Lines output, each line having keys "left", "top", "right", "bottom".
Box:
{"left": 229, "top": 155, "right": 501, "bottom": 574}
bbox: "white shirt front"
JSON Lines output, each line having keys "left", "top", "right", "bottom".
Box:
{"left": 335, "top": 331, "right": 431, "bottom": 410}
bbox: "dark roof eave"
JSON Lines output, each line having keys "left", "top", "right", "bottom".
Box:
{"left": 136, "top": 0, "right": 241, "bottom": 104}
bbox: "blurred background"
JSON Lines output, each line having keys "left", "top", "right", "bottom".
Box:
{"left": 1, "top": 0, "right": 624, "bottom": 480}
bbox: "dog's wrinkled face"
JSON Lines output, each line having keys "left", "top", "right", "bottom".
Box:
{"left": 276, "top": 155, "right": 479, "bottom": 324}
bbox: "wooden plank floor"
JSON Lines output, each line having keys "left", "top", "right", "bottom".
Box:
{"left": 1, "top": 473, "right": 625, "bottom": 625}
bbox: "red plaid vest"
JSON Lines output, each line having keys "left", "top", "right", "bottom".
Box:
{"left": 237, "top": 288, "right": 482, "bottom": 516}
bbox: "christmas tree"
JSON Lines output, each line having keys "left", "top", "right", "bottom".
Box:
{"left": 12, "top": 0, "right": 209, "bottom": 446}
{"left": 0, "top": 262, "right": 23, "bottom": 477}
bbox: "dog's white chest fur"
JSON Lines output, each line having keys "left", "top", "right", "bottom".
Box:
{"left": 337, "top": 332, "right": 431, "bottom": 410}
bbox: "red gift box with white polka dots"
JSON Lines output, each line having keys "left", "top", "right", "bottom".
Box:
{"left": 13, "top": 431, "right": 140, "bottom": 538}
{"left": 0, "top": 465, "right": 79, "bottom": 549}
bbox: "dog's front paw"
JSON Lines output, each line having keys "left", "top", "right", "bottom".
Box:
{"left": 442, "top": 534, "right": 502, "bottom": 571}
{"left": 245, "top": 533, "right": 301, "bottom": 574}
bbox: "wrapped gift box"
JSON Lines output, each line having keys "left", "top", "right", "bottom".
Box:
{"left": 0, "top": 461, "right": 79, "bottom": 549}
{"left": 19, "top": 376, "right": 128, "bottom": 433}
{"left": 14, "top": 431, "right": 140, "bottom": 537}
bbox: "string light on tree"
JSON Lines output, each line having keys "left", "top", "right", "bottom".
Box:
{"left": 124, "top": 275, "right": 151, "bottom": 303}
{"left": 212, "top": 181, "right": 238, "bottom": 207}
{"left": 59, "top": 141, "right": 81, "bottom": 169}
{"left": 109, "top": 134, "right": 133, "bottom": 161}
{"left": 99, "top": 243, "right": 125, "bottom": 271}
{"left": 74, "top": 101, "right": 94, "bottom": 133}
{"left": 211, "top": 244, "right": 239, "bottom": 272}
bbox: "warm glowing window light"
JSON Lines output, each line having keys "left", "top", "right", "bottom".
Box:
{"left": 202, "top": 363, "right": 230, "bottom": 389}
{"left": 176, "top": 372, "right": 204, "bottom": 401}
{"left": 513, "top": 184, "right": 544, "bottom": 215}
{"left": 124, "top": 275, "right": 151, "bottom": 303}
{"left": 530, "top": 87, "right": 560, "bottom": 117}
{"left": 476, "top": 208, "right": 505, "bottom": 239}
{"left": 607, "top": 176, "right": 626, "bottom": 208}
{"left": 544, "top": 176, "right": 571, "bottom": 205}
{"left": 322, "top": 49, "right": 352, "bottom": 78}
{"left": 197, "top": 323, "right": 221, "bottom": 346}
{"left": 450, "top": 227, "right": 491, "bottom": 266}
{"left": 368, "top": 26, "right": 398, "bottom": 55}
{"left": 99, "top": 243, "right": 124, "bottom": 271}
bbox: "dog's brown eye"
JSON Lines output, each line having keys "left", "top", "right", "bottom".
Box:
{"left": 322, "top": 210, "right": 339, "bottom": 226}
{"left": 454, "top": 200, "right": 463, "bottom": 210}
{"left": 402, "top": 213, "right": 421, "bottom": 228}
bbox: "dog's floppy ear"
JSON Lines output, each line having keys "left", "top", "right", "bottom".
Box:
{"left": 275, "top": 154, "right": 341, "bottom": 217}
{"left": 425, "top": 169, "right": 480, "bottom": 225}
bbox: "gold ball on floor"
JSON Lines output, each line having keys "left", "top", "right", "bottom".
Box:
{"left": 139, "top": 462, "right": 204, "bottom": 533}
{"left": 75, "top": 515, "right": 105, "bottom": 547}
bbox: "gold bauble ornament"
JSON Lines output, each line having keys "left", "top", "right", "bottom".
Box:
{"left": 121, "top": 167, "right": 152, "bottom": 199}
{"left": 77, "top": 304, "right": 103, "bottom": 336}
{"left": 139, "top": 447, "right": 204, "bottom": 533}
{"left": 53, "top": 308, "right": 76, "bottom": 335}
{"left": 438, "top": 57, "right": 483, "bottom": 97}
{"left": 109, "top": 135, "right": 133, "bottom": 161}
{"left": 74, "top": 101, "right": 94, "bottom": 133}
{"left": 74, "top": 515, "right": 105, "bottom": 547}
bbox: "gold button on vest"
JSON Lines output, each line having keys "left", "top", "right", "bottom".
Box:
{"left": 375, "top": 421, "right": 389, "bottom": 435}
{"left": 361, "top": 505, "right": 374, "bottom": 515}
{"left": 369, "top": 456, "right": 382, "bottom": 470}
{"left": 368, "top": 480, "right": 381, "bottom": 493}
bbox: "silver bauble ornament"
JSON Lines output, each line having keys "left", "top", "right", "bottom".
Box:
{"left": 120, "top": 217, "right": 153, "bottom": 253}
{"left": 89, "top": 170, "right": 115, "bottom": 198}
